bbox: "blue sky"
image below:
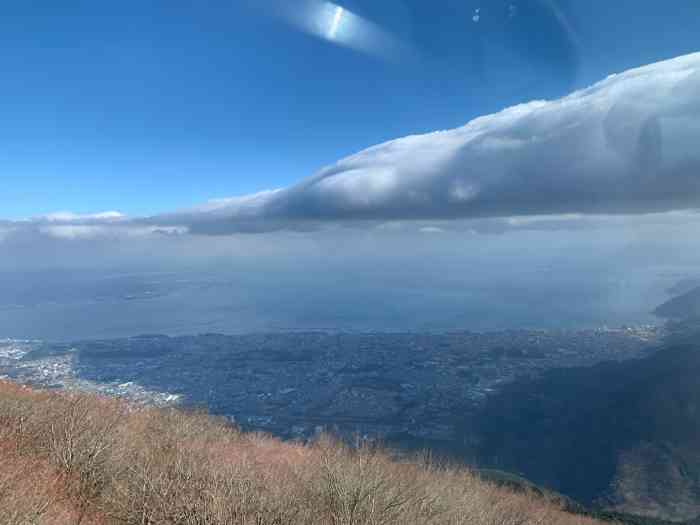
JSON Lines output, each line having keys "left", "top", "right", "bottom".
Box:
{"left": 2, "top": 0, "right": 699, "bottom": 219}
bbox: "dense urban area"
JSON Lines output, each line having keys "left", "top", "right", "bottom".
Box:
{"left": 0, "top": 326, "right": 660, "bottom": 444}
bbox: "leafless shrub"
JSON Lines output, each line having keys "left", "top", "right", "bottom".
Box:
{"left": 0, "top": 444, "right": 103, "bottom": 525}
{"left": 0, "top": 380, "right": 609, "bottom": 525}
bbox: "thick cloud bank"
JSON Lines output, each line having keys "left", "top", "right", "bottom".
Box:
{"left": 3, "top": 52, "right": 700, "bottom": 239}
{"left": 143, "top": 52, "right": 700, "bottom": 235}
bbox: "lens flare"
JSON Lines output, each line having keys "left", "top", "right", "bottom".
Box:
{"left": 249, "top": 0, "right": 410, "bottom": 62}
{"left": 328, "top": 5, "right": 344, "bottom": 40}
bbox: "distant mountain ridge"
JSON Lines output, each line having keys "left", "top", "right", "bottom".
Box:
{"left": 654, "top": 286, "right": 700, "bottom": 319}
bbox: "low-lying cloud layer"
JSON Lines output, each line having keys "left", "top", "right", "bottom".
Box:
{"left": 3, "top": 52, "right": 700, "bottom": 241}
{"left": 150, "top": 51, "right": 700, "bottom": 235}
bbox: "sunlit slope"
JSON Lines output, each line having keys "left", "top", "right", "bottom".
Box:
{"left": 0, "top": 380, "right": 604, "bottom": 525}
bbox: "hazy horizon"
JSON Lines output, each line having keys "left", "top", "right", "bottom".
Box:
{"left": 2, "top": 2, "right": 700, "bottom": 342}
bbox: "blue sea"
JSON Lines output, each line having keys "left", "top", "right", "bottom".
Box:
{"left": 0, "top": 261, "right": 686, "bottom": 341}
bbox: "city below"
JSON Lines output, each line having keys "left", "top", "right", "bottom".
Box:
{"left": 0, "top": 325, "right": 660, "bottom": 446}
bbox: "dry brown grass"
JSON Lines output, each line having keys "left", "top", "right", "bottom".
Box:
{"left": 0, "top": 380, "right": 607, "bottom": 525}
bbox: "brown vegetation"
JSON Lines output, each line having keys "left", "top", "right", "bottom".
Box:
{"left": 0, "top": 380, "right": 606, "bottom": 524}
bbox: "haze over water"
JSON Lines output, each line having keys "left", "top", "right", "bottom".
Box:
{"left": 0, "top": 260, "right": 680, "bottom": 342}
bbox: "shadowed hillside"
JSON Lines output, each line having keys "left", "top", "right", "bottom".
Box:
{"left": 0, "top": 380, "right": 606, "bottom": 525}
{"left": 654, "top": 287, "right": 700, "bottom": 319}
{"left": 474, "top": 338, "right": 700, "bottom": 522}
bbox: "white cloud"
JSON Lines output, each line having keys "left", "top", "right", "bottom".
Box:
{"left": 134, "top": 52, "right": 700, "bottom": 235}
{"left": 41, "top": 211, "right": 126, "bottom": 223}
{"left": 38, "top": 225, "right": 110, "bottom": 240}
{"left": 505, "top": 214, "right": 583, "bottom": 227}
{"left": 2, "top": 52, "right": 700, "bottom": 242}
{"left": 0, "top": 212, "right": 182, "bottom": 244}
{"left": 419, "top": 226, "right": 444, "bottom": 234}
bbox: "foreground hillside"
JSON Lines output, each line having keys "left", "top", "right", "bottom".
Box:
{"left": 0, "top": 381, "right": 605, "bottom": 525}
